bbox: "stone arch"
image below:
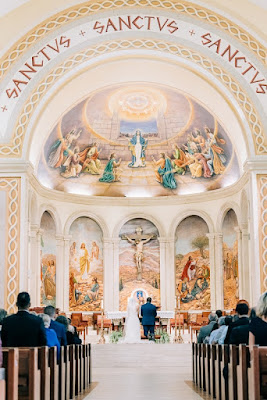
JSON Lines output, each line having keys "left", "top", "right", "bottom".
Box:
{"left": 64, "top": 210, "right": 109, "bottom": 238}
{"left": 113, "top": 213, "right": 166, "bottom": 238}
{"left": 216, "top": 202, "right": 241, "bottom": 232}
{"left": 39, "top": 204, "right": 62, "bottom": 234}
{"left": 170, "top": 210, "right": 215, "bottom": 238}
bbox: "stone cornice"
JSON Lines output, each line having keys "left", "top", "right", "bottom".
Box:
{"left": 243, "top": 157, "right": 267, "bottom": 172}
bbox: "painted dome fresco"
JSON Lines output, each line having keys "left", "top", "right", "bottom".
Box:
{"left": 38, "top": 83, "right": 240, "bottom": 197}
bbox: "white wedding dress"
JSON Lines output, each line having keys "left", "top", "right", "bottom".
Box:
{"left": 120, "top": 298, "right": 142, "bottom": 343}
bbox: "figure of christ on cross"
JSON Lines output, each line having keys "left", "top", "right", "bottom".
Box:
{"left": 121, "top": 227, "right": 157, "bottom": 281}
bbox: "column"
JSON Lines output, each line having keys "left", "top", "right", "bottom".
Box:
{"left": 28, "top": 224, "right": 40, "bottom": 305}
{"left": 214, "top": 233, "right": 224, "bottom": 310}
{"left": 113, "top": 238, "right": 120, "bottom": 311}
{"left": 103, "top": 238, "right": 114, "bottom": 311}
{"left": 241, "top": 225, "right": 250, "bottom": 301}
{"left": 159, "top": 238, "right": 167, "bottom": 310}
{"left": 234, "top": 227, "right": 243, "bottom": 300}
{"left": 207, "top": 233, "right": 216, "bottom": 310}
{"left": 165, "top": 237, "right": 175, "bottom": 310}
{"left": 56, "top": 234, "right": 64, "bottom": 311}
{"left": 63, "top": 235, "right": 72, "bottom": 312}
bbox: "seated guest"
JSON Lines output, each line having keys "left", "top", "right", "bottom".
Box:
{"left": 1, "top": 292, "right": 47, "bottom": 347}
{"left": 249, "top": 291, "right": 267, "bottom": 347}
{"left": 225, "top": 303, "right": 250, "bottom": 344}
{"left": 197, "top": 312, "right": 218, "bottom": 343}
{"left": 0, "top": 338, "right": 2, "bottom": 368}
{"left": 40, "top": 314, "right": 60, "bottom": 360}
{"left": 216, "top": 310, "right": 223, "bottom": 319}
{"left": 209, "top": 316, "right": 232, "bottom": 345}
{"left": 250, "top": 307, "right": 257, "bottom": 320}
{"left": 0, "top": 309, "right": 7, "bottom": 337}
{"left": 56, "top": 316, "right": 82, "bottom": 345}
{"left": 44, "top": 305, "right": 67, "bottom": 346}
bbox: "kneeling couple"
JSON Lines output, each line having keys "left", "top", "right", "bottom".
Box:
{"left": 121, "top": 297, "right": 157, "bottom": 343}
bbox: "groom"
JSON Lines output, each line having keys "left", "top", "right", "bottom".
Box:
{"left": 141, "top": 297, "right": 157, "bottom": 340}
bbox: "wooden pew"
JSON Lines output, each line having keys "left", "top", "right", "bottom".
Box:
{"left": 204, "top": 344, "right": 211, "bottom": 395}
{"left": 69, "top": 345, "right": 76, "bottom": 400}
{"left": 58, "top": 347, "right": 66, "bottom": 400}
{"left": 2, "top": 344, "right": 92, "bottom": 400}
{"left": 228, "top": 345, "right": 238, "bottom": 400}
{"left": 48, "top": 347, "right": 58, "bottom": 400}
{"left": 236, "top": 344, "right": 249, "bottom": 400}
{"left": 220, "top": 345, "right": 229, "bottom": 400}
{"left": 75, "top": 345, "right": 81, "bottom": 396}
{"left": 210, "top": 344, "right": 217, "bottom": 398}
{"left": 1, "top": 348, "right": 18, "bottom": 400}
{"left": 18, "top": 348, "right": 41, "bottom": 399}
{"left": 0, "top": 367, "right": 5, "bottom": 400}
{"left": 38, "top": 347, "right": 50, "bottom": 400}
{"left": 248, "top": 345, "right": 267, "bottom": 400}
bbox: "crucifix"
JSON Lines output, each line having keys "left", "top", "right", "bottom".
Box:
{"left": 121, "top": 226, "right": 157, "bottom": 281}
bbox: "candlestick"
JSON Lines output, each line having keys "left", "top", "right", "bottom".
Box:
{"left": 98, "top": 300, "right": 105, "bottom": 344}
{"left": 173, "top": 294, "right": 184, "bottom": 344}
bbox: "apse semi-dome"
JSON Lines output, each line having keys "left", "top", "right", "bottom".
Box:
{"left": 37, "top": 83, "right": 240, "bottom": 197}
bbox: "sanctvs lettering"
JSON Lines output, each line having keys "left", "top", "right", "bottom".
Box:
{"left": 201, "top": 32, "right": 267, "bottom": 94}
{"left": 6, "top": 36, "right": 71, "bottom": 99}
{"left": 93, "top": 16, "right": 179, "bottom": 34}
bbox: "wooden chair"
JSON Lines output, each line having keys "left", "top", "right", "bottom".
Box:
{"left": 170, "top": 314, "right": 185, "bottom": 334}
{"left": 96, "top": 315, "right": 112, "bottom": 334}
{"left": 248, "top": 345, "right": 267, "bottom": 400}
{"left": 93, "top": 312, "right": 101, "bottom": 330}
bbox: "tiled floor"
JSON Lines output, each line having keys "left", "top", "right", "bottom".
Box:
{"left": 84, "top": 343, "right": 209, "bottom": 400}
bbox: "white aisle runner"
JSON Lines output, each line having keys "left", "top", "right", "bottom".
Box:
{"left": 85, "top": 344, "right": 207, "bottom": 400}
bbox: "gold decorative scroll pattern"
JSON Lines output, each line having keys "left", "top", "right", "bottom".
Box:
{"left": 0, "top": 0, "right": 265, "bottom": 80}
{"left": 0, "top": 178, "right": 20, "bottom": 313}
{"left": 258, "top": 175, "right": 267, "bottom": 293}
{"left": 1, "top": 39, "right": 265, "bottom": 159}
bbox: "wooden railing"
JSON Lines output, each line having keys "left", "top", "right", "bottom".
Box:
{"left": 1, "top": 344, "right": 91, "bottom": 400}
{"left": 192, "top": 343, "right": 267, "bottom": 400}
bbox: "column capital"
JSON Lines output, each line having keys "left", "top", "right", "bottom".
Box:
{"left": 63, "top": 235, "right": 72, "bottom": 242}
{"left": 234, "top": 226, "right": 242, "bottom": 234}
{"left": 103, "top": 237, "right": 117, "bottom": 243}
{"left": 56, "top": 234, "right": 65, "bottom": 247}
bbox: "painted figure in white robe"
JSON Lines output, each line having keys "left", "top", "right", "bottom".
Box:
{"left": 128, "top": 130, "right": 147, "bottom": 168}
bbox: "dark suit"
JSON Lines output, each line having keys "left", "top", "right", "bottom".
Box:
{"left": 141, "top": 302, "right": 157, "bottom": 338}
{"left": 50, "top": 320, "right": 67, "bottom": 346}
{"left": 1, "top": 310, "right": 47, "bottom": 347}
{"left": 224, "top": 317, "right": 250, "bottom": 344}
{"left": 229, "top": 323, "right": 250, "bottom": 345}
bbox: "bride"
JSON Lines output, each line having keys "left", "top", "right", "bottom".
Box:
{"left": 121, "top": 297, "right": 142, "bottom": 343}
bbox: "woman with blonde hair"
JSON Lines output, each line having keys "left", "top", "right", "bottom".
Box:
{"left": 249, "top": 291, "right": 267, "bottom": 346}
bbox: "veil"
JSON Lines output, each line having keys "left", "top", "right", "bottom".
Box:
{"left": 121, "top": 297, "right": 141, "bottom": 343}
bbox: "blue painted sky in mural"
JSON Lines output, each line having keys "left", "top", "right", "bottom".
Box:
{"left": 120, "top": 119, "right": 158, "bottom": 134}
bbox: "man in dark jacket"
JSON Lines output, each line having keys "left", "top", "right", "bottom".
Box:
{"left": 1, "top": 292, "right": 47, "bottom": 347}
{"left": 141, "top": 297, "right": 157, "bottom": 340}
{"left": 225, "top": 303, "right": 250, "bottom": 344}
{"left": 44, "top": 305, "right": 67, "bottom": 346}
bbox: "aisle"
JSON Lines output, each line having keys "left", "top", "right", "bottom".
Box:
{"left": 85, "top": 344, "right": 208, "bottom": 400}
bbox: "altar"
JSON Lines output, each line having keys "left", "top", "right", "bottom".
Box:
{"left": 106, "top": 311, "right": 175, "bottom": 331}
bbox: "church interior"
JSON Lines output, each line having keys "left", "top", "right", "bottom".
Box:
{"left": 0, "top": 0, "right": 266, "bottom": 399}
